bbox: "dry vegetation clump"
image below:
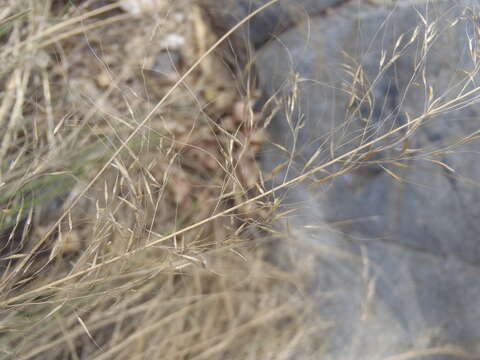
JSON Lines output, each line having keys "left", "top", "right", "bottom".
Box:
{"left": 0, "top": 1, "right": 316, "bottom": 359}
{"left": 2, "top": 0, "right": 480, "bottom": 359}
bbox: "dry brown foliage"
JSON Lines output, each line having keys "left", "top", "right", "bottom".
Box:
{"left": 1, "top": 0, "right": 480, "bottom": 359}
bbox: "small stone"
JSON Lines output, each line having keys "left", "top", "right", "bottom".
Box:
{"left": 120, "top": 0, "right": 168, "bottom": 15}
{"left": 152, "top": 51, "right": 181, "bottom": 80}
{"left": 160, "top": 34, "right": 185, "bottom": 50}
{"left": 33, "top": 50, "right": 51, "bottom": 70}
{"left": 96, "top": 71, "right": 111, "bottom": 88}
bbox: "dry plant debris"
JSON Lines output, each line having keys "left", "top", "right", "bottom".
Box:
{"left": 0, "top": 1, "right": 309, "bottom": 359}
{"left": 3, "top": 0, "right": 479, "bottom": 358}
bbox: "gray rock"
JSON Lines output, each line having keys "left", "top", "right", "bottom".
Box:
{"left": 206, "top": 0, "right": 480, "bottom": 358}
{"left": 200, "top": 0, "right": 344, "bottom": 47}
{"left": 257, "top": 0, "right": 480, "bottom": 357}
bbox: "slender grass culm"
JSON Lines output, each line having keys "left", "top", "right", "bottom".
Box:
{"left": 1, "top": 0, "right": 480, "bottom": 359}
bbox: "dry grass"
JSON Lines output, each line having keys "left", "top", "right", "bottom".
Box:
{"left": 1, "top": 0, "right": 480, "bottom": 359}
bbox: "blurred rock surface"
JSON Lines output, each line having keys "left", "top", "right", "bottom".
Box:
{"left": 205, "top": 0, "right": 480, "bottom": 358}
